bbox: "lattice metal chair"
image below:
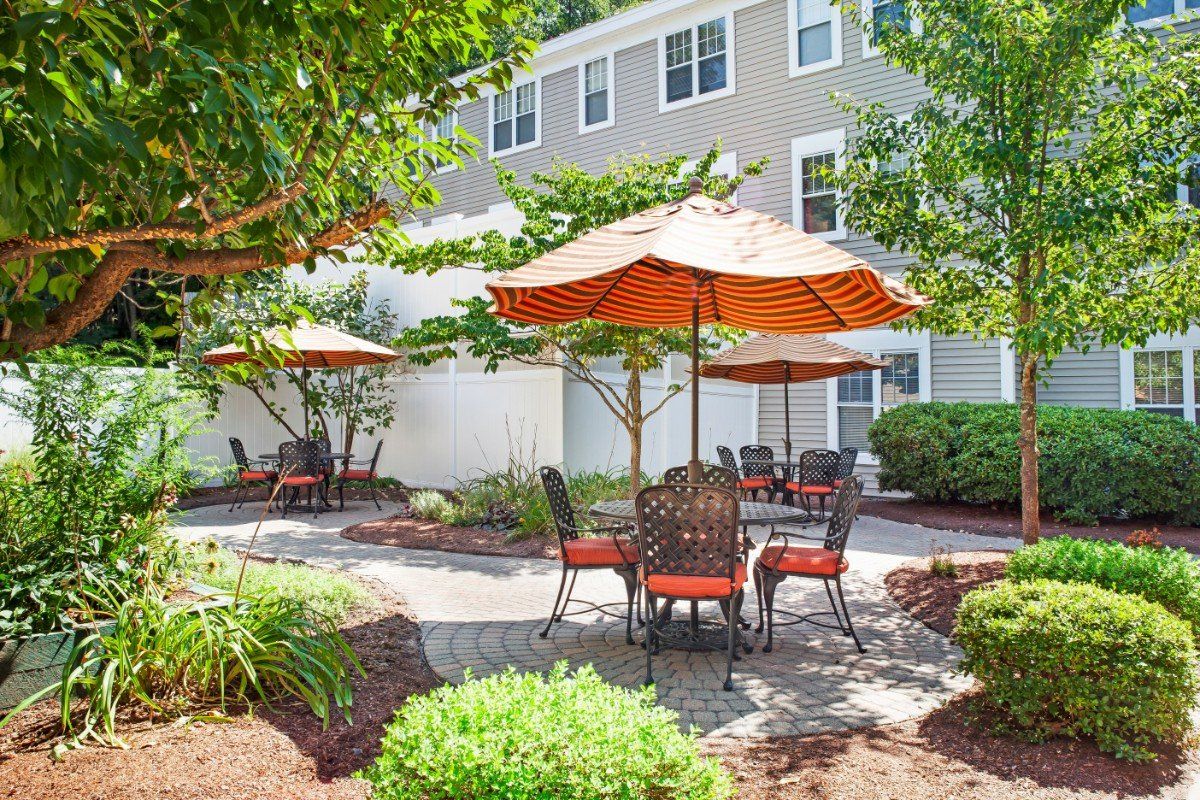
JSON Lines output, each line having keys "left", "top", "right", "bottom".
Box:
{"left": 278, "top": 439, "right": 324, "bottom": 519}
{"left": 716, "top": 446, "right": 742, "bottom": 483}
{"left": 337, "top": 440, "right": 384, "bottom": 511}
{"left": 785, "top": 449, "right": 840, "bottom": 520}
{"left": 661, "top": 463, "right": 737, "bottom": 490}
{"left": 227, "top": 437, "right": 278, "bottom": 512}
{"left": 834, "top": 447, "right": 858, "bottom": 489}
{"left": 538, "top": 466, "right": 641, "bottom": 645}
{"left": 754, "top": 475, "right": 866, "bottom": 654}
{"left": 738, "top": 444, "right": 777, "bottom": 501}
{"left": 636, "top": 484, "right": 746, "bottom": 691}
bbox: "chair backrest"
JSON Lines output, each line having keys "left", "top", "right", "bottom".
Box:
{"left": 799, "top": 449, "right": 839, "bottom": 488}
{"left": 636, "top": 484, "right": 740, "bottom": 583}
{"left": 716, "top": 445, "right": 739, "bottom": 475}
{"left": 228, "top": 437, "right": 250, "bottom": 471}
{"left": 823, "top": 475, "right": 864, "bottom": 555}
{"left": 538, "top": 466, "right": 579, "bottom": 546}
{"left": 316, "top": 437, "right": 332, "bottom": 456}
{"left": 367, "top": 440, "right": 384, "bottom": 472}
{"left": 279, "top": 440, "right": 321, "bottom": 479}
{"left": 837, "top": 447, "right": 858, "bottom": 481}
{"left": 739, "top": 444, "right": 775, "bottom": 480}
{"left": 661, "top": 463, "right": 737, "bottom": 490}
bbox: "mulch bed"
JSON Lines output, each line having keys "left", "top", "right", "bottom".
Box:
{"left": 0, "top": 575, "right": 437, "bottom": 800}
{"left": 177, "top": 484, "right": 409, "bottom": 512}
{"left": 884, "top": 550, "right": 1010, "bottom": 636}
{"left": 341, "top": 514, "right": 558, "bottom": 560}
{"left": 859, "top": 496, "right": 1200, "bottom": 552}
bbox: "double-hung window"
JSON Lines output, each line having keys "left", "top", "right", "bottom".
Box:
{"left": 491, "top": 81, "right": 538, "bottom": 155}
{"left": 660, "top": 15, "right": 732, "bottom": 110}
{"left": 864, "top": 0, "right": 913, "bottom": 58}
{"left": 789, "top": 0, "right": 842, "bottom": 76}
{"left": 579, "top": 55, "right": 614, "bottom": 133}
{"left": 1126, "top": 0, "right": 1198, "bottom": 26}
{"left": 835, "top": 351, "right": 923, "bottom": 451}
{"left": 791, "top": 129, "right": 845, "bottom": 241}
{"left": 430, "top": 111, "right": 458, "bottom": 173}
{"left": 1121, "top": 335, "right": 1200, "bottom": 423}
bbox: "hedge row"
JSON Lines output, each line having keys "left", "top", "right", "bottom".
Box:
{"left": 867, "top": 402, "right": 1200, "bottom": 525}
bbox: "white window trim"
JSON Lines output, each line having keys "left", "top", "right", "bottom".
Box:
{"left": 681, "top": 151, "right": 739, "bottom": 203}
{"left": 1118, "top": 330, "right": 1200, "bottom": 423}
{"left": 862, "top": 0, "right": 922, "bottom": 60}
{"left": 657, "top": 11, "right": 737, "bottom": 114}
{"left": 791, "top": 127, "right": 847, "bottom": 242}
{"left": 578, "top": 54, "right": 616, "bottom": 134}
{"left": 825, "top": 329, "right": 931, "bottom": 464}
{"left": 787, "top": 0, "right": 843, "bottom": 78}
{"left": 487, "top": 78, "right": 541, "bottom": 158}
{"left": 430, "top": 110, "right": 459, "bottom": 176}
{"left": 1123, "top": 0, "right": 1196, "bottom": 29}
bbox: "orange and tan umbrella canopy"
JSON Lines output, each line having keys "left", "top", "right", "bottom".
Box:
{"left": 486, "top": 179, "right": 929, "bottom": 333}
{"left": 201, "top": 319, "right": 400, "bottom": 368}
{"left": 697, "top": 334, "right": 888, "bottom": 384}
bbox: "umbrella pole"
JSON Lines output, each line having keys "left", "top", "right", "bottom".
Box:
{"left": 302, "top": 363, "right": 310, "bottom": 439}
{"left": 784, "top": 363, "right": 792, "bottom": 460}
{"left": 688, "top": 294, "right": 701, "bottom": 482}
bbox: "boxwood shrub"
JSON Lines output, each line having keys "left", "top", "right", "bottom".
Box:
{"left": 956, "top": 579, "right": 1199, "bottom": 761}
{"left": 868, "top": 401, "right": 1200, "bottom": 524}
{"left": 1006, "top": 536, "right": 1200, "bottom": 638}
{"left": 362, "top": 663, "right": 733, "bottom": 800}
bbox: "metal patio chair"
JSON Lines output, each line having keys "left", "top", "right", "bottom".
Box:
{"left": 754, "top": 475, "right": 866, "bottom": 654}
{"left": 661, "top": 463, "right": 737, "bottom": 490}
{"left": 637, "top": 484, "right": 746, "bottom": 691}
{"left": 337, "top": 440, "right": 384, "bottom": 511}
{"left": 227, "top": 437, "right": 277, "bottom": 511}
{"left": 834, "top": 447, "right": 858, "bottom": 489}
{"left": 785, "top": 448, "right": 839, "bottom": 520}
{"left": 538, "top": 466, "right": 641, "bottom": 645}
{"left": 279, "top": 439, "right": 325, "bottom": 519}
{"left": 738, "top": 444, "right": 777, "bottom": 501}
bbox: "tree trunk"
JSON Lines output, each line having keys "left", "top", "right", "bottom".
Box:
{"left": 628, "top": 426, "right": 642, "bottom": 498}
{"left": 627, "top": 365, "right": 643, "bottom": 496}
{"left": 1018, "top": 352, "right": 1041, "bottom": 545}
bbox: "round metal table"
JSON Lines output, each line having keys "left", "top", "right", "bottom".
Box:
{"left": 258, "top": 452, "right": 354, "bottom": 512}
{"left": 257, "top": 452, "right": 353, "bottom": 462}
{"left": 588, "top": 499, "right": 811, "bottom": 527}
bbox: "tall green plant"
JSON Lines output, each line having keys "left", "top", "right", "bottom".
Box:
{"left": 833, "top": 0, "right": 1200, "bottom": 543}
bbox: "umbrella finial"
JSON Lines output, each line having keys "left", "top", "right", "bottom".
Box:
{"left": 687, "top": 176, "right": 704, "bottom": 195}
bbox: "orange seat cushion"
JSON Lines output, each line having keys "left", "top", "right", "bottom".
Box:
{"left": 340, "top": 469, "right": 376, "bottom": 481}
{"left": 738, "top": 476, "right": 773, "bottom": 490}
{"left": 784, "top": 483, "right": 834, "bottom": 495}
{"left": 643, "top": 563, "right": 747, "bottom": 599}
{"left": 562, "top": 537, "right": 639, "bottom": 567}
{"left": 833, "top": 479, "right": 843, "bottom": 489}
{"left": 238, "top": 470, "right": 276, "bottom": 481}
{"left": 281, "top": 475, "right": 321, "bottom": 486}
{"left": 758, "top": 545, "right": 847, "bottom": 576}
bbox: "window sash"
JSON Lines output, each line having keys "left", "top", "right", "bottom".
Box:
{"left": 800, "top": 151, "right": 837, "bottom": 235}
{"left": 1127, "top": 0, "right": 1178, "bottom": 23}
{"left": 583, "top": 57, "right": 609, "bottom": 128}
{"left": 871, "top": 0, "right": 910, "bottom": 48}
{"left": 1134, "top": 349, "right": 1185, "bottom": 407}
{"left": 796, "top": 0, "right": 834, "bottom": 67}
{"left": 493, "top": 85, "right": 536, "bottom": 152}
{"left": 836, "top": 350, "right": 921, "bottom": 450}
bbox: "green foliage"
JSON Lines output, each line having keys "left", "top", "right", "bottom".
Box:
{"left": 0, "top": 0, "right": 534, "bottom": 356}
{"left": 408, "top": 490, "right": 468, "bottom": 525}
{"left": 361, "top": 663, "right": 734, "bottom": 800}
{"left": 867, "top": 401, "right": 1200, "bottom": 525}
{"left": 19, "top": 587, "right": 361, "bottom": 747}
{"left": 187, "top": 542, "right": 373, "bottom": 626}
{"left": 0, "top": 339, "right": 216, "bottom": 637}
{"left": 393, "top": 146, "right": 757, "bottom": 490}
{"left": 956, "top": 579, "right": 1199, "bottom": 761}
{"left": 1006, "top": 536, "right": 1200, "bottom": 638}
{"left": 180, "top": 270, "right": 401, "bottom": 447}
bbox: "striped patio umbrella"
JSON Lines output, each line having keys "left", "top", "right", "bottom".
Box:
{"left": 486, "top": 178, "right": 930, "bottom": 477}
{"left": 695, "top": 333, "right": 888, "bottom": 458}
{"left": 202, "top": 319, "right": 400, "bottom": 435}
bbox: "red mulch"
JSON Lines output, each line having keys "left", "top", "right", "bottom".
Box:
{"left": 340, "top": 514, "right": 557, "bottom": 560}
{"left": 177, "top": 484, "right": 409, "bottom": 511}
{"left": 0, "top": 577, "right": 437, "bottom": 800}
{"left": 884, "top": 550, "right": 1010, "bottom": 636}
{"left": 860, "top": 496, "right": 1200, "bottom": 552}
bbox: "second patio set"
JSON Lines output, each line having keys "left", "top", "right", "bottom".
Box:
{"left": 481, "top": 177, "right": 931, "bottom": 691}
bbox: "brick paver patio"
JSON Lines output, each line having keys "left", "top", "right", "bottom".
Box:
{"left": 177, "top": 501, "right": 1018, "bottom": 737}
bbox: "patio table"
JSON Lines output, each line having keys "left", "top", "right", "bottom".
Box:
{"left": 258, "top": 452, "right": 353, "bottom": 512}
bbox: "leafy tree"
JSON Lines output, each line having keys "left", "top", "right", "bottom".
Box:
{"left": 182, "top": 270, "right": 401, "bottom": 454}
{"left": 0, "top": 0, "right": 534, "bottom": 357}
{"left": 833, "top": 0, "right": 1200, "bottom": 543}
{"left": 394, "top": 146, "right": 761, "bottom": 492}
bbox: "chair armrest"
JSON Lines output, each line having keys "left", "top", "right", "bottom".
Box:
{"left": 763, "top": 529, "right": 835, "bottom": 548}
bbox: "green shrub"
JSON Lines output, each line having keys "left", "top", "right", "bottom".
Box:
{"left": 362, "top": 663, "right": 733, "bottom": 800}
{"left": 409, "top": 489, "right": 455, "bottom": 521}
{"left": 956, "top": 579, "right": 1199, "bottom": 761}
{"left": 868, "top": 401, "right": 1200, "bottom": 524}
{"left": 1006, "top": 536, "right": 1200, "bottom": 637}
{"left": 188, "top": 543, "right": 373, "bottom": 625}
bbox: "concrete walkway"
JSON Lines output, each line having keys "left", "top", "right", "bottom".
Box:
{"left": 176, "top": 501, "right": 1018, "bottom": 737}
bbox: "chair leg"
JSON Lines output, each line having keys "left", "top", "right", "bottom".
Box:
{"left": 644, "top": 591, "right": 657, "bottom": 687}
{"left": 557, "top": 570, "right": 579, "bottom": 622}
{"left": 619, "top": 568, "right": 638, "bottom": 645}
{"left": 338, "top": 478, "right": 346, "bottom": 511}
{"left": 835, "top": 576, "right": 866, "bottom": 654}
{"left": 824, "top": 580, "right": 847, "bottom": 633}
{"left": 370, "top": 479, "right": 381, "bottom": 511}
{"left": 228, "top": 483, "right": 241, "bottom": 512}
{"left": 540, "top": 566, "right": 570, "bottom": 639}
{"left": 724, "top": 591, "right": 741, "bottom": 691}
{"left": 754, "top": 566, "right": 765, "bottom": 633}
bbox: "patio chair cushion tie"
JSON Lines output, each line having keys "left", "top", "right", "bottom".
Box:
{"left": 561, "top": 537, "right": 640, "bottom": 567}
{"left": 238, "top": 470, "right": 277, "bottom": 481}
{"left": 340, "top": 468, "right": 377, "bottom": 481}
{"left": 758, "top": 545, "right": 847, "bottom": 576}
{"left": 641, "top": 563, "right": 747, "bottom": 599}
